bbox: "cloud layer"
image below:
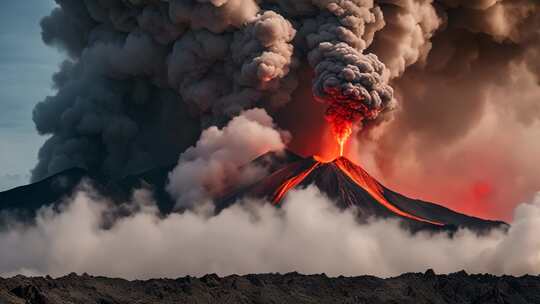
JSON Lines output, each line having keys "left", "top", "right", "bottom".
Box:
{"left": 1, "top": 185, "right": 539, "bottom": 279}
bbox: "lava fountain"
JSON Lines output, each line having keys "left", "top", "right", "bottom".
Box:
{"left": 325, "top": 101, "right": 380, "bottom": 157}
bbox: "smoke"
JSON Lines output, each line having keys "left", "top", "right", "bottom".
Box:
{"left": 303, "top": 1, "right": 395, "bottom": 144}
{"left": 33, "top": 0, "right": 540, "bottom": 219}
{"left": 361, "top": 0, "right": 540, "bottom": 220}
{"left": 1, "top": 185, "right": 539, "bottom": 279}
{"left": 167, "top": 108, "right": 289, "bottom": 208}
{"left": 34, "top": 0, "right": 298, "bottom": 181}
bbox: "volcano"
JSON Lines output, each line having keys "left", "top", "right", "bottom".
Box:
{"left": 219, "top": 153, "right": 507, "bottom": 232}
{"left": 0, "top": 151, "right": 506, "bottom": 231}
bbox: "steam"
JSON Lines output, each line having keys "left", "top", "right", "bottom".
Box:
{"left": 1, "top": 186, "right": 539, "bottom": 279}
{"left": 167, "top": 108, "right": 288, "bottom": 208}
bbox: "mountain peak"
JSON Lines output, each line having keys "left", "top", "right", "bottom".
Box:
{"left": 219, "top": 154, "right": 507, "bottom": 231}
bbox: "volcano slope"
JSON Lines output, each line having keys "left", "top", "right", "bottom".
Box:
{"left": 0, "top": 150, "right": 302, "bottom": 223}
{"left": 218, "top": 154, "right": 507, "bottom": 232}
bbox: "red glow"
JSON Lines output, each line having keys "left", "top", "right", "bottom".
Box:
{"left": 325, "top": 105, "right": 355, "bottom": 157}
{"left": 473, "top": 181, "right": 493, "bottom": 201}
{"left": 272, "top": 162, "right": 321, "bottom": 204}
{"left": 334, "top": 158, "right": 444, "bottom": 226}
{"left": 271, "top": 156, "right": 444, "bottom": 226}
{"left": 275, "top": 68, "right": 338, "bottom": 159}
{"left": 324, "top": 98, "right": 380, "bottom": 158}
{"left": 336, "top": 122, "right": 352, "bottom": 157}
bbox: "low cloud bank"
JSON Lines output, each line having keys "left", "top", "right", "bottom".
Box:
{"left": 0, "top": 186, "right": 539, "bottom": 279}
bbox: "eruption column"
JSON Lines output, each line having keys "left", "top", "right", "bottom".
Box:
{"left": 325, "top": 100, "right": 379, "bottom": 157}
{"left": 311, "top": 43, "right": 395, "bottom": 158}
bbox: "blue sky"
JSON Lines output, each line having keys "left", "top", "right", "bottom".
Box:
{"left": 0, "top": 1, "right": 62, "bottom": 190}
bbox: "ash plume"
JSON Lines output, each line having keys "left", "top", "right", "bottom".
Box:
{"left": 304, "top": 1, "right": 395, "bottom": 141}
{"left": 34, "top": 0, "right": 298, "bottom": 181}
{"left": 34, "top": 0, "right": 395, "bottom": 181}
{"left": 364, "top": 0, "right": 540, "bottom": 219}
{"left": 33, "top": 0, "right": 540, "bottom": 219}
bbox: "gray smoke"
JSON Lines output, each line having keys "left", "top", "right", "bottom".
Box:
{"left": 304, "top": 1, "right": 395, "bottom": 131}
{"left": 362, "top": 0, "right": 540, "bottom": 219}
{"left": 34, "top": 0, "right": 298, "bottom": 181}
{"left": 34, "top": 0, "right": 540, "bottom": 221}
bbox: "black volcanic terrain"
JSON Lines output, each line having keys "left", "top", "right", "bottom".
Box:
{"left": 1, "top": 271, "right": 540, "bottom": 304}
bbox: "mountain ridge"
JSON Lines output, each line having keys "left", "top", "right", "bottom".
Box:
{"left": 218, "top": 155, "right": 507, "bottom": 231}
{"left": 0, "top": 150, "right": 507, "bottom": 231}
{"left": 1, "top": 270, "right": 539, "bottom": 304}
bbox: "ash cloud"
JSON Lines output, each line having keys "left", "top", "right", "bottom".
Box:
{"left": 1, "top": 185, "right": 539, "bottom": 279}
{"left": 33, "top": 0, "right": 540, "bottom": 219}
{"left": 34, "top": 0, "right": 298, "bottom": 181}
{"left": 361, "top": 0, "right": 540, "bottom": 219}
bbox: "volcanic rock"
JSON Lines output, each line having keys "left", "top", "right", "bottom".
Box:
{"left": 0, "top": 271, "right": 539, "bottom": 304}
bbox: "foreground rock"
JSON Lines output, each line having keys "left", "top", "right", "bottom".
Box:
{"left": 1, "top": 271, "right": 539, "bottom": 304}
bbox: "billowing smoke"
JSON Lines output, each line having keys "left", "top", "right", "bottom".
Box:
{"left": 34, "top": 0, "right": 298, "bottom": 181}
{"left": 167, "top": 108, "right": 289, "bottom": 208}
{"left": 34, "top": 0, "right": 540, "bottom": 219}
{"left": 305, "top": 1, "right": 395, "bottom": 146}
{"left": 362, "top": 0, "right": 540, "bottom": 220}
{"left": 1, "top": 185, "right": 540, "bottom": 279}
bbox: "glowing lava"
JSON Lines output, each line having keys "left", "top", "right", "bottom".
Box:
{"left": 335, "top": 123, "right": 352, "bottom": 157}
{"left": 271, "top": 157, "right": 444, "bottom": 226}
{"left": 272, "top": 162, "right": 321, "bottom": 204}
{"left": 325, "top": 105, "right": 355, "bottom": 157}
{"left": 324, "top": 101, "right": 379, "bottom": 157}
{"left": 334, "top": 158, "right": 444, "bottom": 226}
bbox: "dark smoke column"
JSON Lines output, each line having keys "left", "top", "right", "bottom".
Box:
{"left": 303, "top": 0, "right": 395, "bottom": 155}
{"left": 32, "top": 0, "right": 298, "bottom": 181}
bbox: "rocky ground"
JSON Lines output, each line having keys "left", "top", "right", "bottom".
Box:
{"left": 0, "top": 270, "right": 539, "bottom": 304}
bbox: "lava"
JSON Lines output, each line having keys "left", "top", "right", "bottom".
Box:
{"left": 336, "top": 124, "right": 352, "bottom": 157}
{"left": 334, "top": 158, "right": 444, "bottom": 226}
{"left": 272, "top": 161, "right": 321, "bottom": 204}
{"left": 325, "top": 100, "right": 381, "bottom": 157}
{"left": 271, "top": 156, "right": 444, "bottom": 226}
{"left": 325, "top": 104, "right": 355, "bottom": 157}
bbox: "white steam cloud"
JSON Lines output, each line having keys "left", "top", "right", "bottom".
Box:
{"left": 167, "top": 108, "right": 288, "bottom": 208}
{"left": 1, "top": 185, "right": 539, "bottom": 279}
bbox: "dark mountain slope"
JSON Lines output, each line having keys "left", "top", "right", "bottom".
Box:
{"left": 0, "top": 151, "right": 507, "bottom": 231}
{"left": 0, "top": 168, "right": 89, "bottom": 220}
{"left": 0, "top": 150, "right": 302, "bottom": 220}
{"left": 219, "top": 156, "right": 507, "bottom": 231}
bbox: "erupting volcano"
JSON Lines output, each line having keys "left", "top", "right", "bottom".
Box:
{"left": 219, "top": 151, "right": 506, "bottom": 232}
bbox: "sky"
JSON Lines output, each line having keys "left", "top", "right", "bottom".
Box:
{"left": 0, "top": 1, "right": 61, "bottom": 191}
